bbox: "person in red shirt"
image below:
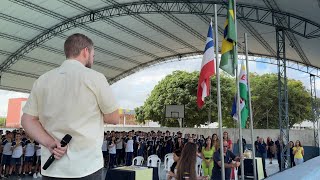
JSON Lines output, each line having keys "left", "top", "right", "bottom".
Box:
{"left": 223, "top": 132, "right": 233, "bottom": 151}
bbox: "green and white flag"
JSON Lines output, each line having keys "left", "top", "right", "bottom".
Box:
{"left": 231, "top": 61, "right": 249, "bottom": 128}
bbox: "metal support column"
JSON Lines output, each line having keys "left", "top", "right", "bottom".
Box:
{"left": 276, "top": 28, "right": 290, "bottom": 170}
{"left": 310, "top": 74, "right": 319, "bottom": 154}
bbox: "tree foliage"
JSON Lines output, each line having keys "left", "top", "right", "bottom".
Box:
{"left": 135, "top": 71, "right": 311, "bottom": 128}
{"left": 250, "top": 73, "right": 311, "bottom": 128}
{"left": 0, "top": 118, "right": 6, "bottom": 127}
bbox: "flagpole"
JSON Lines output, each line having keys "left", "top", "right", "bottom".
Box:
{"left": 245, "top": 33, "right": 257, "bottom": 180}
{"left": 214, "top": 4, "right": 225, "bottom": 180}
{"left": 208, "top": 74, "right": 212, "bottom": 125}
{"left": 233, "top": 0, "right": 245, "bottom": 179}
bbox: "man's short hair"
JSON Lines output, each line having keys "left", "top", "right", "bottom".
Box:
{"left": 64, "top": 33, "right": 93, "bottom": 58}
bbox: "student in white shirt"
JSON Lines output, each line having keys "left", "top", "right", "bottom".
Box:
{"left": 1, "top": 132, "right": 13, "bottom": 178}
{"left": 116, "top": 133, "right": 124, "bottom": 166}
{"left": 102, "top": 134, "right": 108, "bottom": 168}
{"left": 33, "top": 141, "right": 42, "bottom": 178}
{"left": 23, "top": 137, "right": 35, "bottom": 176}
{"left": 108, "top": 136, "right": 116, "bottom": 169}
{"left": 125, "top": 132, "right": 134, "bottom": 166}
{"left": 9, "top": 133, "right": 24, "bottom": 178}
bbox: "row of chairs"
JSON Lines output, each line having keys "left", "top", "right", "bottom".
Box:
{"left": 131, "top": 153, "right": 203, "bottom": 180}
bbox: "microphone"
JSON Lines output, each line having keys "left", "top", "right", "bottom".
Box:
{"left": 42, "top": 134, "right": 72, "bottom": 170}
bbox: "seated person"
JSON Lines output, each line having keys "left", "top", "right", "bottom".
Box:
{"left": 167, "top": 150, "right": 181, "bottom": 180}
{"left": 176, "top": 143, "right": 209, "bottom": 180}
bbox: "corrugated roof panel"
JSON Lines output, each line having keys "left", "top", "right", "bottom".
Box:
{"left": 88, "top": 22, "right": 172, "bottom": 57}
{"left": 10, "top": 60, "right": 55, "bottom": 76}
{"left": 3, "top": 1, "right": 61, "bottom": 29}
{"left": 140, "top": 14, "right": 203, "bottom": 50}
{"left": 91, "top": 64, "right": 122, "bottom": 78}
{"left": 1, "top": 73, "right": 35, "bottom": 90}
{"left": 0, "top": 20, "right": 40, "bottom": 39}
{"left": 0, "top": 38, "right": 23, "bottom": 52}
{"left": 94, "top": 51, "right": 136, "bottom": 70}
{"left": 26, "top": 48, "right": 65, "bottom": 65}
{"left": 0, "top": 54, "right": 9, "bottom": 65}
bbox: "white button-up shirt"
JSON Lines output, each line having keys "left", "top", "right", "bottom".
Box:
{"left": 23, "top": 59, "right": 118, "bottom": 178}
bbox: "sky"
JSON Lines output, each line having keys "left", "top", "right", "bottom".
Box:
{"left": 0, "top": 56, "right": 319, "bottom": 117}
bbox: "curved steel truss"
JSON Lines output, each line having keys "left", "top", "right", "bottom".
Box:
{"left": 0, "top": 0, "right": 320, "bottom": 82}
{"left": 109, "top": 51, "right": 320, "bottom": 84}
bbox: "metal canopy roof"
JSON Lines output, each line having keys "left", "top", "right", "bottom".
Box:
{"left": 0, "top": 0, "right": 319, "bottom": 93}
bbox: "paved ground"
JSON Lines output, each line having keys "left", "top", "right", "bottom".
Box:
{"left": 9, "top": 160, "right": 280, "bottom": 180}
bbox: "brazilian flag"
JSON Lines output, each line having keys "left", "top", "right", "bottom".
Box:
{"left": 220, "top": 0, "right": 237, "bottom": 76}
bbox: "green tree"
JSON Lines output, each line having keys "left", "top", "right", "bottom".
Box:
{"left": 136, "top": 71, "right": 312, "bottom": 128}
{"left": 0, "top": 117, "right": 6, "bottom": 127}
{"left": 135, "top": 70, "right": 235, "bottom": 127}
{"left": 250, "top": 73, "right": 311, "bottom": 128}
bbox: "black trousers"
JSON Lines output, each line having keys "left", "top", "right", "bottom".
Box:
{"left": 42, "top": 169, "right": 103, "bottom": 180}
{"left": 116, "top": 149, "right": 124, "bottom": 165}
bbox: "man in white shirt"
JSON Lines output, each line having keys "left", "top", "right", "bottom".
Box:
{"left": 21, "top": 33, "right": 119, "bottom": 179}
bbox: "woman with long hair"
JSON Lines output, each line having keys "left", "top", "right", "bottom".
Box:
{"left": 201, "top": 137, "right": 215, "bottom": 178}
{"left": 167, "top": 149, "right": 182, "bottom": 180}
{"left": 176, "top": 143, "right": 208, "bottom": 180}
{"left": 211, "top": 134, "right": 219, "bottom": 150}
{"left": 289, "top": 141, "right": 295, "bottom": 167}
{"left": 174, "top": 137, "right": 184, "bottom": 151}
{"left": 293, "top": 140, "right": 304, "bottom": 165}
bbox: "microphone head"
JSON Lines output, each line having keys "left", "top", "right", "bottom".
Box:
{"left": 62, "top": 134, "right": 72, "bottom": 144}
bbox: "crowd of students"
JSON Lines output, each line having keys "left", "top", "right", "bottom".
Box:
{"left": 0, "top": 128, "right": 304, "bottom": 179}
{"left": 0, "top": 129, "right": 42, "bottom": 179}
{"left": 103, "top": 130, "right": 305, "bottom": 179}
{"left": 102, "top": 130, "right": 240, "bottom": 179}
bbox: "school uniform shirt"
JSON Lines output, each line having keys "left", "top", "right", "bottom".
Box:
{"left": 11, "top": 141, "right": 24, "bottom": 158}
{"left": 23, "top": 59, "right": 118, "bottom": 178}
{"left": 25, "top": 140, "right": 35, "bottom": 157}
{"left": 2, "top": 140, "right": 13, "bottom": 155}
{"left": 35, "top": 142, "right": 41, "bottom": 156}
{"left": 125, "top": 138, "right": 134, "bottom": 152}
{"left": 108, "top": 142, "right": 116, "bottom": 154}
{"left": 102, "top": 140, "right": 108, "bottom": 152}
{"left": 116, "top": 139, "right": 123, "bottom": 150}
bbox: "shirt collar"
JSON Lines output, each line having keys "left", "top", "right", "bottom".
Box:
{"left": 62, "top": 59, "right": 85, "bottom": 67}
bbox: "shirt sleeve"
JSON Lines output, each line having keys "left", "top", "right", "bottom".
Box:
{"left": 93, "top": 73, "right": 118, "bottom": 114}
{"left": 230, "top": 151, "right": 236, "bottom": 160}
{"left": 2, "top": 140, "right": 7, "bottom": 146}
{"left": 22, "top": 80, "right": 39, "bottom": 117}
